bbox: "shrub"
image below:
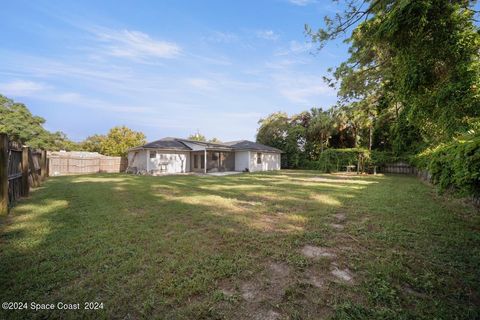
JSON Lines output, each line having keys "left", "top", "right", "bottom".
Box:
{"left": 370, "top": 150, "right": 410, "bottom": 166}
{"left": 413, "top": 133, "right": 480, "bottom": 195}
{"left": 301, "top": 148, "right": 370, "bottom": 172}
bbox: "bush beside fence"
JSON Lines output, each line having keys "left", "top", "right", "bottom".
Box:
{"left": 298, "top": 137, "right": 479, "bottom": 200}
{"left": 412, "top": 133, "right": 480, "bottom": 196}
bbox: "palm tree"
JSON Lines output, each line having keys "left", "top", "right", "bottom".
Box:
{"left": 308, "top": 108, "right": 335, "bottom": 153}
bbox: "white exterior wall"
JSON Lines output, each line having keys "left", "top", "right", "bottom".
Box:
{"left": 128, "top": 150, "right": 148, "bottom": 171}
{"left": 249, "top": 152, "right": 281, "bottom": 172}
{"left": 147, "top": 150, "right": 190, "bottom": 173}
{"left": 234, "top": 151, "right": 250, "bottom": 171}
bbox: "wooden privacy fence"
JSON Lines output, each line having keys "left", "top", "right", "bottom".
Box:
{"left": 0, "top": 133, "right": 47, "bottom": 215}
{"left": 380, "top": 161, "right": 416, "bottom": 174}
{"left": 48, "top": 151, "right": 127, "bottom": 176}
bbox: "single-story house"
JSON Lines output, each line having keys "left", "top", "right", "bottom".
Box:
{"left": 127, "top": 137, "right": 282, "bottom": 174}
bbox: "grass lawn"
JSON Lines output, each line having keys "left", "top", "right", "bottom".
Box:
{"left": 0, "top": 170, "right": 479, "bottom": 319}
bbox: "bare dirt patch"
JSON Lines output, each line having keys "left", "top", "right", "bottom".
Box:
{"left": 305, "top": 269, "right": 325, "bottom": 288}
{"left": 301, "top": 245, "right": 336, "bottom": 259}
{"left": 331, "top": 267, "right": 354, "bottom": 283}
{"left": 221, "top": 261, "right": 293, "bottom": 319}
{"left": 333, "top": 212, "right": 346, "bottom": 221}
{"left": 241, "top": 282, "right": 260, "bottom": 301}
{"left": 253, "top": 309, "right": 280, "bottom": 320}
{"left": 329, "top": 223, "right": 345, "bottom": 230}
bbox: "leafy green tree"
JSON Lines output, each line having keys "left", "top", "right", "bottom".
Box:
{"left": 208, "top": 137, "right": 222, "bottom": 143}
{"left": 187, "top": 131, "right": 207, "bottom": 142}
{"left": 100, "top": 126, "right": 146, "bottom": 156}
{"left": 257, "top": 112, "right": 308, "bottom": 168}
{"left": 307, "top": 108, "right": 335, "bottom": 153}
{"left": 0, "top": 94, "right": 75, "bottom": 150}
{"left": 80, "top": 134, "right": 105, "bottom": 153}
{"left": 307, "top": 0, "right": 480, "bottom": 151}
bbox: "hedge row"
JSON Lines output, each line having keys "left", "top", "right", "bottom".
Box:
{"left": 300, "top": 148, "right": 406, "bottom": 172}
{"left": 299, "top": 136, "right": 479, "bottom": 196}
{"left": 412, "top": 133, "right": 480, "bottom": 195}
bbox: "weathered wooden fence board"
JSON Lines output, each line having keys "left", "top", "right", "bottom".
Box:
{"left": 48, "top": 152, "right": 126, "bottom": 176}
{"left": 0, "top": 134, "right": 47, "bottom": 214}
{"left": 380, "top": 161, "right": 416, "bottom": 174}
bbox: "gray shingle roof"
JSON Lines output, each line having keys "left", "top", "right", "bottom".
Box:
{"left": 141, "top": 137, "right": 191, "bottom": 150}
{"left": 175, "top": 138, "right": 233, "bottom": 150}
{"left": 223, "top": 140, "right": 283, "bottom": 153}
{"left": 130, "top": 138, "right": 282, "bottom": 153}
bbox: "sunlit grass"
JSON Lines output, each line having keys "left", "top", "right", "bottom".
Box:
{"left": 0, "top": 170, "right": 478, "bottom": 319}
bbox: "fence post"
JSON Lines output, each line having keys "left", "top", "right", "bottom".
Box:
{"left": 357, "top": 154, "right": 360, "bottom": 175}
{"left": 40, "top": 150, "right": 47, "bottom": 180}
{"left": 28, "top": 150, "right": 40, "bottom": 187}
{"left": 21, "top": 146, "right": 29, "bottom": 197}
{"left": 0, "top": 134, "right": 8, "bottom": 215}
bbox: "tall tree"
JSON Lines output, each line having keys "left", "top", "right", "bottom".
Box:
{"left": 80, "top": 134, "right": 105, "bottom": 153}
{"left": 307, "top": 0, "right": 480, "bottom": 151}
{"left": 0, "top": 94, "right": 75, "bottom": 150}
{"left": 100, "top": 126, "right": 146, "bottom": 157}
{"left": 257, "top": 112, "right": 308, "bottom": 168}
{"left": 307, "top": 108, "right": 335, "bottom": 153}
{"left": 208, "top": 137, "right": 222, "bottom": 143}
{"left": 188, "top": 131, "right": 207, "bottom": 142}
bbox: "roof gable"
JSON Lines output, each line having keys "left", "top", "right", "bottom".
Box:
{"left": 130, "top": 138, "right": 282, "bottom": 153}
{"left": 223, "top": 140, "right": 283, "bottom": 153}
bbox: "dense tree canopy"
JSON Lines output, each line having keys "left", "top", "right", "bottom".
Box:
{"left": 306, "top": 0, "right": 480, "bottom": 148}
{"left": 255, "top": 0, "right": 480, "bottom": 195}
{"left": 99, "top": 126, "right": 146, "bottom": 157}
{"left": 187, "top": 132, "right": 222, "bottom": 143}
{"left": 0, "top": 95, "right": 75, "bottom": 150}
{"left": 187, "top": 132, "right": 207, "bottom": 142}
{"left": 79, "top": 134, "right": 105, "bottom": 153}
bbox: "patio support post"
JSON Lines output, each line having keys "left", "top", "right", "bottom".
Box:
{"left": 204, "top": 149, "right": 207, "bottom": 174}
{"left": 146, "top": 150, "right": 150, "bottom": 173}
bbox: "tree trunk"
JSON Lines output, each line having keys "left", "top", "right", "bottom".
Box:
{"left": 320, "top": 133, "right": 324, "bottom": 153}
{"left": 369, "top": 125, "right": 373, "bottom": 151}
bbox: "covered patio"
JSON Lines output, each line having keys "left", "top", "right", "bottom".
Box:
{"left": 190, "top": 150, "right": 235, "bottom": 173}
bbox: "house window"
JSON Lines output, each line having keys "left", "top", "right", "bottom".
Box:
{"left": 212, "top": 152, "right": 219, "bottom": 161}
{"left": 257, "top": 152, "right": 262, "bottom": 164}
{"left": 201, "top": 155, "right": 205, "bottom": 169}
{"left": 150, "top": 151, "right": 156, "bottom": 158}
{"left": 194, "top": 155, "right": 198, "bottom": 168}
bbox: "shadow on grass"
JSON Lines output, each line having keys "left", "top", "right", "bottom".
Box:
{"left": 0, "top": 170, "right": 478, "bottom": 319}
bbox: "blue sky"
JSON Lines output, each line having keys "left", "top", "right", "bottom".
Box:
{"left": 0, "top": 0, "right": 349, "bottom": 142}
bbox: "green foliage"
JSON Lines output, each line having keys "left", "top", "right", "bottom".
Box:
{"left": 302, "top": 148, "right": 370, "bottom": 172}
{"left": 413, "top": 132, "right": 480, "bottom": 195}
{"left": 188, "top": 132, "right": 207, "bottom": 142}
{"left": 257, "top": 112, "right": 305, "bottom": 168}
{"left": 0, "top": 94, "right": 76, "bottom": 150}
{"left": 208, "top": 137, "right": 222, "bottom": 143}
{"left": 307, "top": 0, "right": 480, "bottom": 155}
{"left": 79, "top": 134, "right": 105, "bottom": 153}
{"left": 370, "top": 150, "right": 408, "bottom": 166}
{"left": 99, "top": 126, "right": 146, "bottom": 157}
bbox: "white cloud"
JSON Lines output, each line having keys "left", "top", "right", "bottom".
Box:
{"left": 203, "top": 31, "right": 239, "bottom": 43}
{"left": 186, "top": 78, "right": 214, "bottom": 90}
{"left": 288, "top": 0, "right": 315, "bottom": 6}
{"left": 272, "top": 74, "right": 335, "bottom": 104}
{"left": 94, "top": 29, "right": 181, "bottom": 60}
{"left": 0, "top": 80, "right": 47, "bottom": 96}
{"left": 275, "top": 40, "right": 313, "bottom": 56}
{"left": 256, "top": 30, "right": 279, "bottom": 41}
